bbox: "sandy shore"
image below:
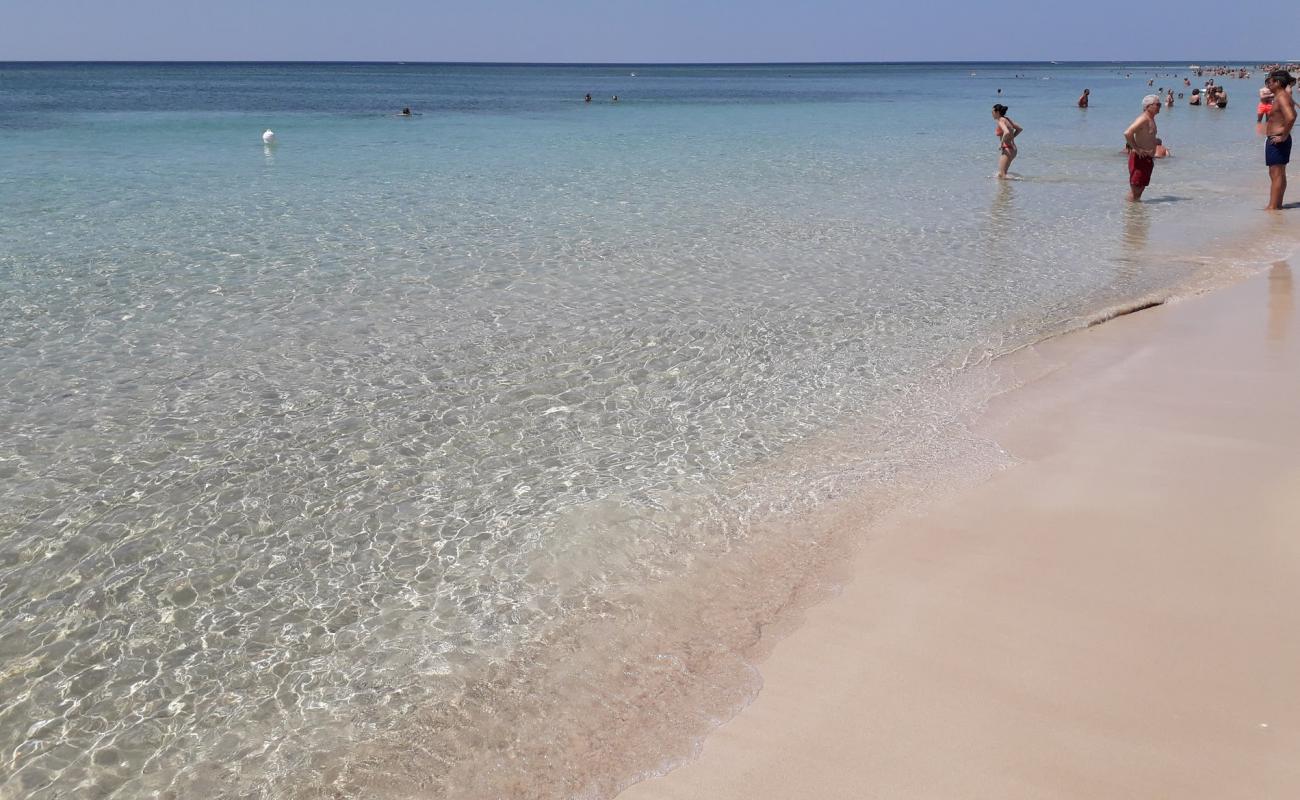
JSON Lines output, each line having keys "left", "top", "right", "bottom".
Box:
{"left": 619, "top": 262, "right": 1300, "bottom": 800}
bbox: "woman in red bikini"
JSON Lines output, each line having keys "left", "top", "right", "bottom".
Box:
{"left": 992, "top": 104, "right": 1023, "bottom": 179}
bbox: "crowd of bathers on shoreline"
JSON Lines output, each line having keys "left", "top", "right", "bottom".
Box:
{"left": 996, "top": 66, "right": 1296, "bottom": 209}
{"left": 381, "top": 64, "right": 1297, "bottom": 209}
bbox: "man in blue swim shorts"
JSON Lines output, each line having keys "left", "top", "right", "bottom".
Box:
{"left": 1263, "top": 69, "right": 1296, "bottom": 210}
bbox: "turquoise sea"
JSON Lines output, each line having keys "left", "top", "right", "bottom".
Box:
{"left": 1, "top": 62, "right": 1296, "bottom": 799}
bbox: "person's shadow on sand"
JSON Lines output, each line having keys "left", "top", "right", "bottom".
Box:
{"left": 1267, "top": 261, "right": 1293, "bottom": 344}
{"left": 1139, "top": 195, "right": 1189, "bottom": 204}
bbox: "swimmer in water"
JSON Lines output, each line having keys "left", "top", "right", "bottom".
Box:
{"left": 992, "top": 103, "right": 1023, "bottom": 179}
{"left": 1124, "top": 95, "right": 1161, "bottom": 202}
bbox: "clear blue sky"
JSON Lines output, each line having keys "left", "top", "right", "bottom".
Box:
{"left": 2, "top": 0, "right": 1294, "bottom": 62}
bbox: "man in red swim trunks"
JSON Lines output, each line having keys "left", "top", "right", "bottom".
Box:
{"left": 1123, "top": 95, "right": 1161, "bottom": 202}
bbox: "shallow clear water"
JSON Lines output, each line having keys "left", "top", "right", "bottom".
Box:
{"left": 0, "top": 62, "right": 1289, "bottom": 798}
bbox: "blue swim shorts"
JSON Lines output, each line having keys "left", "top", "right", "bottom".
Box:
{"left": 1266, "top": 134, "right": 1292, "bottom": 167}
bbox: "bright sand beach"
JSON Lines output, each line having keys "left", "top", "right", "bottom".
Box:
{"left": 620, "top": 262, "right": 1300, "bottom": 800}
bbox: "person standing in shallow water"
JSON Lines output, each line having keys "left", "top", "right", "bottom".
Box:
{"left": 992, "top": 104, "right": 1023, "bottom": 179}
{"left": 1263, "top": 69, "right": 1296, "bottom": 210}
{"left": 1124, "top": 95, "right": 1161, "bottom": 202}
{"left": 1078, "top": 88, "right": 1090, "bottom": 108}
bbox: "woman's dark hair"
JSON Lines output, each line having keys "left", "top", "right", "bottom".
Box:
{"left": 1268, "top": 69, "right": 1296, "bottom": 88}
{"left": 992, "top": 104, "right": 1009, "bottom": 116}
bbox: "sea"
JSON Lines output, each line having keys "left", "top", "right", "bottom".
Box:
{"left": 1, "top": 61, "right": 1296, "bottom": 799}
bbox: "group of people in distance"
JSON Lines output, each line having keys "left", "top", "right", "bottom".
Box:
{"left": 1188, "top": 78, "right": 1232, "bottom": 108}
{"left": 995, "top": 68, "right": 1297, "bottom": 209}
{"left": 1200, "top": 85, "right": 1229, "bottom": 108}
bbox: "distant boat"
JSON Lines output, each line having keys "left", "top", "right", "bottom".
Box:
{"left": 630, "top": 72, "right": 637, "bottom": 77}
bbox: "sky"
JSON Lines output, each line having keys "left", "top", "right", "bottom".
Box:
{"left": 1, "top": 0, "right": 1296, "bottom": 63}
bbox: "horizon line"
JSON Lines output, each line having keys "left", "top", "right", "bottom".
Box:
{"left": 2, "top": 58, "right": 1288, "bottom": 67}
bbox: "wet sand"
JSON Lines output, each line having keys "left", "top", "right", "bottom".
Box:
{"left": 619, "top": 263, "right": 1300, "bottom": 799}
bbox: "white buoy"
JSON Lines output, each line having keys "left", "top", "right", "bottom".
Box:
{"left": 262, "top": 129, "right": 276, "bottom": 145}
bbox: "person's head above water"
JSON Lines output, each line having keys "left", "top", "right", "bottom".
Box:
{"left": 401, "top": 107, "right": 411, "bottom": 115}
{"left": 1266, "top": 69, "right": 1296, "bottom": 89}
{"left": 992, "top": 104, "right": 1009, "bottom": 117}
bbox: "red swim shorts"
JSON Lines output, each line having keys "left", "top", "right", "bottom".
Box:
{"left": 1129, "top": 152, "right": 1154, "bottom": 187}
